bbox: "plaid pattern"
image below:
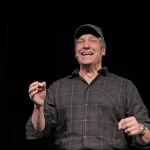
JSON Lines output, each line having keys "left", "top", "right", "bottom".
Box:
{"left": 26, "top": 67, "right": 150, "bottom": 150}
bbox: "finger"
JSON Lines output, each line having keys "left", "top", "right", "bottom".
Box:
{"left": 29, "top": 81, "right": 38, "bottom": 88}
{"left": 124, "top": 126, "right": 136, "bottom": 134}
{"left": 28, "top": 85, "right": 38, "bottom": 94}
{"left": 121, "top": 121, "right": 136, "bottom": 130}
{"left": 38, "top": 81, "right": 46, "bottom": 89}
{"left": 125, "top": 126, "right": 140, "bottom": 136}
{"left": 30, "top": 89, "right": 38, "bottom": 99}
{"left": 123, "top": 116, "right": 136, "bottom": 123}
{"left": 128, "top": 131, "right": 137, "bottom": 136}
{"left": 42, "top": 82, "right": 46, "bottom": 88}
{"left": 118, "top": 119, "right": 124, "bottom": 129}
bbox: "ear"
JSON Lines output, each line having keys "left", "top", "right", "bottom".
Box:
{"left": 102, "top": 48, "right": 106, "bottom": 56}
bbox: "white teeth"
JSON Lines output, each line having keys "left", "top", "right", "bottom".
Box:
{"left": 82, "top": 52, "right": 93, "bottom": 56}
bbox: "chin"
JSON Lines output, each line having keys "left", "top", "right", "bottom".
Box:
{"left": 81, "top": 62, "right": 93, "bottom": 66}
{"left": 82, "top": 60, "right": 93, "bottom": 64}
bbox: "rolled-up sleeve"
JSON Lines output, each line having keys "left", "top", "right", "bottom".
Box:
{"left": 25, "top": 83, "right": 57, "bottom": 140}
{"left": 126, "top": 81, "right": 150, "bottom": 149}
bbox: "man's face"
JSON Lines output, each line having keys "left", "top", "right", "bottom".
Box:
{"left": 75, "top": 34, "right": 105, "bottom": 66}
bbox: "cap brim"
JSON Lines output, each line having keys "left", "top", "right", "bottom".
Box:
{"left": 74, "top": 26, "right": 101, "bottom": 40}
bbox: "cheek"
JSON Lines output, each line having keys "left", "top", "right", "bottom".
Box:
{"left": 96, "top": 51, "right": 103, "bottom": 59}
{"left": 75, "top": 48, "right": 81, "bottom": 55}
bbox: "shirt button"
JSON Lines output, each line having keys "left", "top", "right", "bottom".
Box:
{"left": 84, "top": 119, "right": 87, "bottom": 121}
{"left": 83, "top": 136, "right": 87, "bottom": 139}
{"left": 85, "top": 103, "right": 88, "bottom": 106}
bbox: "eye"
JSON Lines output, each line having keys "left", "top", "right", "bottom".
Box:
{"left": 89, "top": 39, "right": 97, "bottom": 42}
{"left": 76, "top": 40, "right": 84, "bottom": 44}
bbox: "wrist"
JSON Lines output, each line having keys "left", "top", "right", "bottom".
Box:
{"left": 34, "top": 104, "right": 44, "bottom": 110}
{"left": 138, "top": 124, "right": 146, "bottom": 137}
{"left": 136, "top": 125, "right": 150, "bottom": 146}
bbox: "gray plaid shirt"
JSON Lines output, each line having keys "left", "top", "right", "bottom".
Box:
{"left": 26, "top": 67, "right": 150, "bottom": 150}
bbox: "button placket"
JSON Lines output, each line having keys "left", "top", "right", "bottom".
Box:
{"left": 83, "top": 86, "right": 90, "bottom": 148}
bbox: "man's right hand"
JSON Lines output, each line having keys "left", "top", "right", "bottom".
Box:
{"left": 28, "top": 81, "right": 46, "bottom": 107}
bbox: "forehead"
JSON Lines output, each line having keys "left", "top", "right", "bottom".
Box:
{"left": 77, "top": 34, "right": 99, "bottom": 39}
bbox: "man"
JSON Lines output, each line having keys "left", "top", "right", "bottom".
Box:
{"left": 26, "top": 24, "right": 150, "bottom": 149}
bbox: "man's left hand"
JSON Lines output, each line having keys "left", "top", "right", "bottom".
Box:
{"left": 118, "top": 116, "right": 141, "bottom": 136}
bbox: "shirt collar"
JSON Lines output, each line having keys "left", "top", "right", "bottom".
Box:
{"left": 68, "top": 66, "right": 110, "bottom": 79}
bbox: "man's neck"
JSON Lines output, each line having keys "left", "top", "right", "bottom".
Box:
{"left": 79, "top": 64, "right": 102, "bottom": 84}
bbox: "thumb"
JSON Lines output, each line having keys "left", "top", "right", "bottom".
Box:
{"left": 42, "top": 81, "right": 46, "bottom": 88}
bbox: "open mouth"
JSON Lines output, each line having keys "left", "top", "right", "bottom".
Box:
{"left": 81, "top": 52, "right": 93, "bottom": 56}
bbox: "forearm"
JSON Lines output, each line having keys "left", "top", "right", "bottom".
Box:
{"left": 136, "top": 127, "right": 150, "bottom": 145}
{"left": 31, "top": 104, "right": 45, "bottom": 132}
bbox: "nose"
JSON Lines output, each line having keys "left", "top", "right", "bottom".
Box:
{"left": 83, "top": 41, "right": 90, "bottom": 49}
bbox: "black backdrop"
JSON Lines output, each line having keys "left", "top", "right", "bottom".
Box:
{"left": 2, "top": 4, "right": 150, "bottom": 149}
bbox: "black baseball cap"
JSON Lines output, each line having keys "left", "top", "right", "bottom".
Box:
{"left": 74, "top": 24, "right": 106, "bottom": 48}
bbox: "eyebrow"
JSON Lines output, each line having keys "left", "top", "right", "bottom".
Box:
{"left": 78, "top": 36, "right": 98, "bottom": 41}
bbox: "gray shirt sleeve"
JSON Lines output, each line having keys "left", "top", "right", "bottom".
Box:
{"left": 25, "top": 84, "right": 57, "bottom": 140}
{"left": 126, "top": 81, "right": 150, "bottom": 149}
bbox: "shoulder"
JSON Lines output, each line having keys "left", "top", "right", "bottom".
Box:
{"left": 53, "top": 75, "right": 72, "bottom": 84}
{"left": 50, "top": 68, "right": 79, "bottom": 86}
{"left": 107, "top": 72, "right": 139, "bottom": 95}
{"left": 47, "top": 75, "right": 73, "bottom": 90}
{"left": 103, "top": 66, "right": 133, "bottom": 86}
{"left": 108, "top": 71, "right": 135, "bottom": 87}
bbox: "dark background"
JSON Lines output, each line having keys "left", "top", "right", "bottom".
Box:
{"left": 1, "top": 3, "right": 150, "bottom": 149}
